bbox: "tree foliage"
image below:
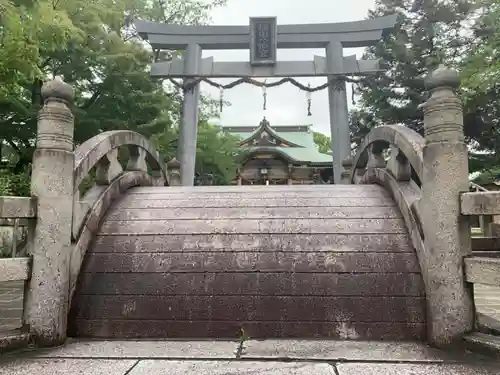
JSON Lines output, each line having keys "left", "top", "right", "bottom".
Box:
{"left": 351, "top": 0, "right": 500, "bottom": 178}
{"left": 153, "top": 121, "right": 244, "bottom": 185}
{"left": 460, "top": 0, "right": 500, "bottom": 171}
{"left": 353, "top": 0, "right": 476, "bottom": 137}
{"left": 0, "top": 0, "right": 246, "bottom": 191}
{"left": 196, "top": 122, "right": 245, "bottom": 185}
{"left": 313, "top": 132, "right": 332, "bottom": 154}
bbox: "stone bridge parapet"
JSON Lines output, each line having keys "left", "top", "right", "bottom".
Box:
{"left": 0, "top": 66, "right": 493, "bottom": 353}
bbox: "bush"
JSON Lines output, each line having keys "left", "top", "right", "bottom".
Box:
{"left": 0, "top": 167, "right": 31, "bottom": 197}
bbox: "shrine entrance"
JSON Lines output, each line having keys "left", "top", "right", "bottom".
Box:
{"left": 242, "top": 178, "right": 288, "bottom": 186}
{"left": 136, "top": 15, "right": 397, "bottom": 186}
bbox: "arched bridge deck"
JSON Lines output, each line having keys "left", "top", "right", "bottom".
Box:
{"left": 7, "top": 68, "right": 488, "bottom": 356}
{"left": 69, "top": 184, "right": 426, "bottom": 340}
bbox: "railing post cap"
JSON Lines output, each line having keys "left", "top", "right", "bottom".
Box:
{"left": 41, "top": 76, "right": 74, "bottom": 103}
{"left": 167, "top": 157, "right": 181, "bottom": 169}
{"left": 425, "top": 64, "right": 460, "bottom": 91}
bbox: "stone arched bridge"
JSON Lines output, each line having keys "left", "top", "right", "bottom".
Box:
{"left": 1, "top": 67, "right": 500, "bottom": 374}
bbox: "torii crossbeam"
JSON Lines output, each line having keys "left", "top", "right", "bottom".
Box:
{"left": 150, "top": 55, "right": 380, "bottom": 78}
{"left": 136, "top": 15, "right": 397, "bottom": 185}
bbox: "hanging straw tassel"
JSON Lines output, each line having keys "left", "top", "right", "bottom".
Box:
{"left": 219, "top": 87, "right": 224, "bottom": 112}
{"left": 262, "top": 80, "right": 267, "bottom": 111}
{"left": 307, "top": 84, "right": 312, "bottom": 116}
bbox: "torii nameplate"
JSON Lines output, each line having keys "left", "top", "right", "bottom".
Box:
{"left": 250, "top": 17, "right": 278, "bottom": 67}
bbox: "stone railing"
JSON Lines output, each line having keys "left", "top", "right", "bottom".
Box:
{"left": 468, "top": 182, "right": 497, "bottom": 237}
{"left": 462, "top": 183, "right": 500, "bottom": 261}
{"left": 0, "top": 77, "right": 171, "bottom": 348}
{"left": 462, "top": 191, "right": 500, "bottom": 288}
{"left": 69, "top": 130, "right": 168, "bottom": 306}
{"left": 348, "top": 65, "right": 474, "bottom": 347}
{"left": 348, "top": 124, "right": 424, "bottom": 268}
{"left": 461, "top": 190, "right": 500, "bottom": 335}
{"left": 0, "top": 197, "right": 36, "bottom": 259}
{"left": 0, "top": 197, "right": 36, "bottom": 342}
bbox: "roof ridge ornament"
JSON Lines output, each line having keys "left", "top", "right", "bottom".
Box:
{"left": 260, "top": 116, "right": 270, "bottom": 127}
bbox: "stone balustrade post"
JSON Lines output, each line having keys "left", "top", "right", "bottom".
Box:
{"left": 236, "top": 168, "right": 242, "bottom": 185}
{"left": 126, "top": 145, "right": 165, "bottom": 186}
{"left": 360, "top": 145, "right": 386, "bottom": 184}
{"left": 421, "top": 65, "right": 474, "bottom": 346}
{"left": 287, "top": 164, "right": 293, "bottom": 185}
{"left": 96, "top": 149, "right": 123, "bottom": 185}
{"left": 126, "top": 145, "right": 148, "bottom": 172}
{"left": 167, "top": 158, "right": 181, "bottom": 186}
{"left": 388, "top": 146, "right": 411, "bottom": 182}
{"left": 340, "top": 157, "right": 353, "bottom": 184}
{"left": 24, "top": 77, "right": 75, "bottom": 346}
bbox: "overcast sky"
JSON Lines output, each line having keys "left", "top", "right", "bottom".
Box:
{"left": 200, "top": 0, "right": 377, "bottom": 135}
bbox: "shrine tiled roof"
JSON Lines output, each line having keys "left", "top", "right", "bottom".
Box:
{"left": 221, "top": 120, "right": 332, "bottom": 165}
{"left": 251, "top": 146, "right": 333, "bottom": 164}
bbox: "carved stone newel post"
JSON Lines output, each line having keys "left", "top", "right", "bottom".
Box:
{"left": 237, "top": 168, "right": 242, "bottom": 185}
{"left": 341, "top": 157, "right": 353, "bottom": 184}
{"left": 421, "top": 65, "right": 474, "bottom": 346}
{"left": 167, "top": 158, "right": 181, "bottom": 186}
{"left": 24, "top": 77, "right": 75, "bottom": 346}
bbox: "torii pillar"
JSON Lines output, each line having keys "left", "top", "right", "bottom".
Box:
{"left": 326, "top": 41, "right": 351, "bottom": 184}
{"left": 179, "top": 44, "right": 202, "bottom": 186}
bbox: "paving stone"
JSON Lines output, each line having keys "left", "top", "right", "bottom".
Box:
{"left": 33, "top": 340, "right": 238, "bottom": 359}
{"left": 336, "top": 363, "right": 500, "bottom": 375}
{"left": 128, "top": 360, "right": 336, "bottom": 374}
{"left": 241, "top": 340, "right": 449, "bottom": 361}
{"left": 0, "top": 358, "right": 136, "bottom": 375}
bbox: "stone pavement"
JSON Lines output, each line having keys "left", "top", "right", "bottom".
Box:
{"left": 0, "top": 340, "right": 499, "bottom": 374}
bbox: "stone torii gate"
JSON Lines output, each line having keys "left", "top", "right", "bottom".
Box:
{"left": 136, "top": 15, "right": 397, "bottom": 185}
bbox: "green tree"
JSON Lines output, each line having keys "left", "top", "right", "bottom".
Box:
{"left": 349, "top": 109, "right": 377, "bottom": 148}
{"left": 0, "top": 0, "right": 81, "bottom": 170}
{"left": 313, "top": 131, "right": 332, "bottom": 154}
{"left": 0, "top": 0, "right": 76, "bottom": 99}
{"left": 352, "top": 0, "right": 476, "bottom": 138}
{"left": 0, "top": 0, "right": 228, "bottom": 190}
{"left": 461, "top": 0, "right": 500, "bottom": 171}
{"left": 196, "top": 122, "right": 244, "bottom": 185}
{"left": 472, "top": 167, "right": 500, "bottom": 185}
{"left": 153, "top": 121, "right": 243, "bottom": 185}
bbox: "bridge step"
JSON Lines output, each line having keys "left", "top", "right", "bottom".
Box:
{"left": 463, "top": 332, "right": 500, "bottom": 358}
{"left": 69, "top": 185, "right": 425, "bottom": 340}
{"left": 91, "top": 233, "right": 412, "bottom": 252}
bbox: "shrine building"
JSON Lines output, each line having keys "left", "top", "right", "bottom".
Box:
{"left": 221, "top": 118, "right": 333, "bottom": 185}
